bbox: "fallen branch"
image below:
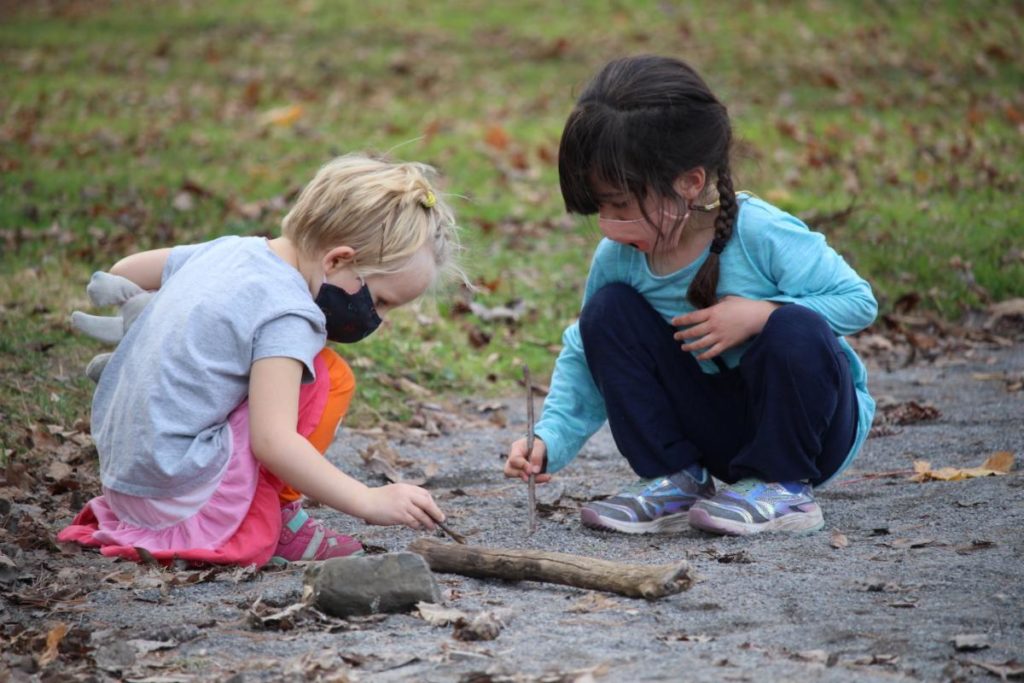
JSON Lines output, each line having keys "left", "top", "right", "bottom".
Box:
{"left": 408, "top": 538, "right": 697, "bottom": 600}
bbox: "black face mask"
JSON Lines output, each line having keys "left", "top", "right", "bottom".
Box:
{"left": 315, "top": 279, "right": 382, "bottom": 343}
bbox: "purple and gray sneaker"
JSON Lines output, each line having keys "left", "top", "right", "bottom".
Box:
{"left": 581, "top": 470, "right": 715, "bottom": 534}
{"left": 688, "top": 479, "right": 824, "bottom": 536}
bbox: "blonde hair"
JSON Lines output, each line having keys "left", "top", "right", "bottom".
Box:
{"left": 282, "top": 153, "right": 462, "bottom": 284}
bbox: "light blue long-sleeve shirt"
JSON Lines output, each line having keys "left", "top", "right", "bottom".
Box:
{"left": 534, "top": 195, "right": 877, "bottom": 486}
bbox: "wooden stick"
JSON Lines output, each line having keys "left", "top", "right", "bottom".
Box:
{"left": 409, "top": 538, "right": 697, "bottom": 600}
{"left": 435, "top": 520, "right": 467, "bottom": 544}
{"left": 523, "top": 364, "right": 537, "bottom": 535}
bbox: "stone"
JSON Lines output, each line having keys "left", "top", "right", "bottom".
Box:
{"left": 305, "top": 552, "right": 441, "bottom": 618}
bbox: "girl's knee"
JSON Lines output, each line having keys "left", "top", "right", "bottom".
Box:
{"left": 579, "top": 283, "right": 649, "bottom": 341}
{"left": 757, "top": 305, "right": 837, "bottom": 360}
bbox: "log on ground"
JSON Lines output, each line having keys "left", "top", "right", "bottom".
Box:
{"left": 408, "top": 538, "right": 697, "bottom": 600}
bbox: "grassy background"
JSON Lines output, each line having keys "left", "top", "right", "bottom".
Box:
{"left": 1, "top": 1, "right": 1022, "bottom": 459}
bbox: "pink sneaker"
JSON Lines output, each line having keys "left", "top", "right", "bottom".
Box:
{"left": 272, "top": 501, "right": 363, "bottom": 562}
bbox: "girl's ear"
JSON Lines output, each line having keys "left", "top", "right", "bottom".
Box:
{"left": 321, "top": 245, "right": 356, "bottom": 274}
{"left": 673, "top": 167, "right": 707, "bottom": 201}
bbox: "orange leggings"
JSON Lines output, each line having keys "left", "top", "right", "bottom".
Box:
{"left": 279, "top": 347, "right": 355, "bottom": 504}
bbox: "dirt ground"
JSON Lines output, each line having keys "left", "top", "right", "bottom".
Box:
{"left": 2, "top": 340, "right": 1022, "bottom": 682}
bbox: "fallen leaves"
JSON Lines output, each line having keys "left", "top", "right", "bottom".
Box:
{"left": 870, "top": 399, "right": 941, "bottom": 438}
{"left": 910, "top": 451, "right": 1015, "bottom": 482}
{"left": 972, "top": 370, "right": 1024, "bottom": 393}
{"left": 415, "top": 601, "right": 506, "bottom": 642}
{"left": 358, "top": 437, "right": 439, "bottom": 486}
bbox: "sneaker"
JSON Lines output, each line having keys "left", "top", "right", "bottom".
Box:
{"left": 580, "top": 470, "right": 715, "bottom": 534}
{"left": 272, "top": 501, "right": 363, "bottom": 562}
{"left": 687, "top": 479, "right": 824, "bottom": 536}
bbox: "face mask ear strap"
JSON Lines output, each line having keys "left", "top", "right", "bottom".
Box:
{"left": 689, "top": 198, "right": 721, "bottom": 212}
{"left": 598, "top": 216, "right": 648, "bottom": 224}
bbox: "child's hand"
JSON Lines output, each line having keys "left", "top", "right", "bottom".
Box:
{"left": 672, "top": 296, "right": 782, "bottom": 360}
{"left": 361, "top": 483, "right": 444, "bottom": 531}
{"left": 504, "top": 437, "right": 552, "bottom": 484}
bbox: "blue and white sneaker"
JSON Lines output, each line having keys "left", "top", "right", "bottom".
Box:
{"left": 581, "top": 470, "right": 715, "bottom": 534}
{"left": 688, "top": 479, "right": 824, "bottom": 536}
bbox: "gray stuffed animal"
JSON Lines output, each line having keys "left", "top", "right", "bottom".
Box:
{"left": 70, "top": 271, "right": 153, "bottom": 382}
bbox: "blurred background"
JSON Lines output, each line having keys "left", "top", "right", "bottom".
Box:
{"left": 1, "top": 1, "right": 1021, "bottom": 445}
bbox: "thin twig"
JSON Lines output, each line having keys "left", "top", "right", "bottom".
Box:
{"left": 436, "top": 520, "right": 467, "bottom": 544}
{"left": 835, "top": 469, "right": 916, "bottom": 486}
{"left": 523, "top": 364, "right": 538, "bottom": 535}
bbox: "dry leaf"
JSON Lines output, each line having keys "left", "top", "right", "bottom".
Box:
{"left": 982, "top": 451, "right": 1014, "bottom": 473}
{"left": 663, "top": 632, "right": 714, "bottom": 643}
{"left": 396, "top": 377, "right": 431, "bottom": 398}
{"left": 793, "top": 649, "right": 829, "bottom": 664}
{"left": 910, "top": 452, "right": 1014, "bottom": 482}
{"left": 260, "top": 104, "right": 304, "bottom": 127}
{"left": 38, "top": 622, "right": 67, "bottom": 667}
{"left": 956, "top": 540, "right": 996, "bottom": 555}
{"left": 885, "top": 537, "right": 940, "bottom": 550}
{"left": 483, "top": 123, "right": 510, "bottom": 151}
{"left": 953, "top": 633, "right": 990, "bottom": 652}
{"left": 830, "top": 529, "right": 850, "bottom": 549}
{"left": 453, "top": 612, "right": 503, "bottom": 641}
{"left": 964, "top": 658, "right": 1024, "bottom": 679}
{"left": 364, "top": 454, "right": 401, "bottom": 483}
{"left": 416, "top": 601, "right": 467, "bottom": 626}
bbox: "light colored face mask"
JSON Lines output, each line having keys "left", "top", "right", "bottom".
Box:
{"left": 597, "top": 210, "right": 689, "bottom": 253}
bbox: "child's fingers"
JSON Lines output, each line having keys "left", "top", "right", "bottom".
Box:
{"left": 504, "top": 454, "right": 526, "bottom": 478}
{"left": 419, "top": 495, "right": 446, "bottom": 526}
{"left": 405, "top": 499, "right": 436, "bottom": 530}
{"left": 674, "top": 321, "right": 709, "bottom": 341}
{"left": 503, "top": 440, "right": 529, "bottom": 478}
{"left": 524, "top": 446, "right": 551, "bottom": 483}
{"left": 414, "top": 508, "right": 436, "bottom": 531}
{"left": 680, "top": 337, "right": 714, "bottom": 353}
{"left": 671, "top": 309, "right": 708, "bottom": 326}
{"left": 695, "top": 342, "right": 726, "bottom": 360}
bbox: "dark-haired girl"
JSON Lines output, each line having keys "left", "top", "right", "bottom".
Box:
{"left": 503, "top": 55, "right": 877, "bottom": 536}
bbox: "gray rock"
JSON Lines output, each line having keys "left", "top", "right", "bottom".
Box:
{"left": 305, "top": 552, "right": 441, "bottom": 618}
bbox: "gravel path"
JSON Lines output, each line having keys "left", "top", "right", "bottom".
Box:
{"left": 3, "top": 344, "right": 1022, "bottom": 682}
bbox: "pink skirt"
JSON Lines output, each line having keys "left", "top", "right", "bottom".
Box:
{"left": 57, "top": 401, "right": 286, "bottom": 566}
{"left": 58, "top": 351, "right": 336, "bottom": 567}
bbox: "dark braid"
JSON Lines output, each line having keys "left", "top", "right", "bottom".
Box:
{"left": 687, "top": 156, "right": 738, "bottom": 309}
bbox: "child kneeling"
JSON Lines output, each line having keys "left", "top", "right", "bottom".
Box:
{"left": 61, "top": 154, "right": 460, "bottom": 565}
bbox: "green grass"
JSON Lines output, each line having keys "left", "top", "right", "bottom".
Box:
{"left": 1, "top": 0, "right": 1022, "bottom": 457}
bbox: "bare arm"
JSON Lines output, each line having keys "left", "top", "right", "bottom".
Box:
{"left": 110, "top": 248, "right": 173, "bottom": 290}
{"left": 247, "top": 356, "right": 443, "bottom": 529}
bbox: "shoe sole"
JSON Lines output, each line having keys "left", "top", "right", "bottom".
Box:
{"left": 687, "top": 506, "right": 825, "bottom": 536}
{"left": 580, "top": 508, "right": 691, "bottom": 534}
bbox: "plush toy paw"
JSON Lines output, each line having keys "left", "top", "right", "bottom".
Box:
{"left": 70, "top": 271, "right": 153, "bottom": 382}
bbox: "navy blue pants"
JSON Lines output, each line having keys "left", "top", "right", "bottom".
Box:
{"left": 578, "top": 284, "right": 858, "bottom": 486}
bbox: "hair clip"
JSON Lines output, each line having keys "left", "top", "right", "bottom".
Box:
{"left": 421, "top": 190, "right": 437, "bottom": 209}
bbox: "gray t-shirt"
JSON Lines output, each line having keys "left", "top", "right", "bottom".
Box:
{"left": 93, "top": 235, "right": 327, "bottom": 498}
